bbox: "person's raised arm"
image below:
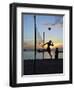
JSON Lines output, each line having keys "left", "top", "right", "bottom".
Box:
{"left": 43, "top": 42, "right": 48, "bottom": 46}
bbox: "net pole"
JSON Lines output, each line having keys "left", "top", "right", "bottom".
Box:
{"left": 34, "top": 15, "right": 36, "bottom": 60}
{"left": 33, "top": 15, "right": 36, "bottom": 74}
{"left": 43, "top": 32, "right": 45, "bottom": 60}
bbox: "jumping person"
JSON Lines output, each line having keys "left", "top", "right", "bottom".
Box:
{"left": 43, "top": 40, "right": 54, "bottom": 59}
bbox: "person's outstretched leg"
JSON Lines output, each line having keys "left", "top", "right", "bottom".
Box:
{"left": 48, "top": 51, "right": 52, "bottom": 59}
{"left": 50, "top": 53, "right": 52, "bottom": 59}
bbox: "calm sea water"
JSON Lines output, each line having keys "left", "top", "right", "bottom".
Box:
{"left": 23, "top": 48, "right": 63, "bottom": 60}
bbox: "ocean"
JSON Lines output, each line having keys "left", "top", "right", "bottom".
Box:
{"left": 23, "top": 48, "right": 63, "bottom": 60}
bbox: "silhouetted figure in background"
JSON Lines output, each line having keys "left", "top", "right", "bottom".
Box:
{"left": 43, "top": 40, "right": 54, "bottom": 59}
{"left": 55, "top": 48, "right": 58, "bottom": 59}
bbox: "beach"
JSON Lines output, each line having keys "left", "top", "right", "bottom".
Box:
{"left": 23, "top": 59, "right": 63, "bottom": 75}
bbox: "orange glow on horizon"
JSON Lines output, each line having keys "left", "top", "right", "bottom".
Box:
{"left": 23, "top": 41, "right": 63, "bottom": 49}
{"left": 43, "top": 42, "right": 63, "bottom": 49}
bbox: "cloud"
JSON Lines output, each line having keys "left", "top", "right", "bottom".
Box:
{"left": 43, "top": 22, "right": 63, "bottom": 29}
{"left": 43, "top": 16, "right": 63, "bottom": 29}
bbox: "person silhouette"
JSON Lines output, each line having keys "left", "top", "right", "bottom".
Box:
{"left": 43, "top": 40, "right": 54, "bottom": 59}
{"left": 55, "top": 48, "right": 58, "bottom": 59}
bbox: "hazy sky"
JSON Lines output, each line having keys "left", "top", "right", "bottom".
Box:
{"left": 22, "top": 14, "right": 63, "bottom": 49}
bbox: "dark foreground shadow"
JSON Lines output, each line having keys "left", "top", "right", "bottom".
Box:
{"left": 23, "top": 59, "right": 63, "bottom": 75}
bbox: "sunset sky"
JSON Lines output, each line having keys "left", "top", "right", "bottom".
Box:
{"left": 22, "top": 14, "right": 63, "bottom": 49}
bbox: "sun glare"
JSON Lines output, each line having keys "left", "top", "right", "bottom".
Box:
{"left": 43, "top": 42, "right": 63, "bottom": 49}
